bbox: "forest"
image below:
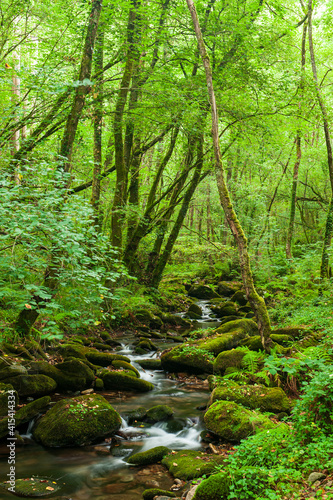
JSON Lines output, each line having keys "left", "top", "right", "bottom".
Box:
{"left": 0, "top": 0, "right": 333, "bottom": 498}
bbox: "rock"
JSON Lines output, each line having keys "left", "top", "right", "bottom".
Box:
{"left": 56, "top": 359, "right": 95, "bottom": 384}
{"left": 112, "top": 360, "right": 140, "bottom": 377}
{"left": 204, "top": 401, "right": 279, "bottom": 441}
{"left": 215, "top": 318, "right": 258, "bottom": 336}
{"left": 0, "top": 383, "right": 18, "bottom": 417}
{"left": 210, "top": 302, "right": 239, "bottom": 318}
{"left": 213, "top": 348, "right": 247, "bottom": 374}
{"left": 0, "top": 364, "right": 28, "bottom": 380}
{"left": 102, "top": 371, "right": 154, "bottom": 392}
{"left": 1, "top": 342, "right": 34, "bottom": 360}
{"left": 15, "top": 396, "right": 51, "bottom": 425}
{"left": 81, "top": 388, "right": 94, "bottom": 394}
{"left": 135, "top": 309, "right": 164, "bottom": 329}
{"left": 307, "top": 472, "right": 326, "bottom": 484}
{"left": 185, "top": 483, "right": 200, "bottom": 500}
{"left": 143, "top": 489, "right": 177, "bottom": 500}
{"left": 159, "top": 312, "right": 192, "bottom": 328}
{"left": 94, "top": 445, "right": 110, "bottom": 455}
{"left": 85, "top": 351, "right": 130, "bottom": 366}
{"left": 217, "top": 281, "right": 241, "bottom": 297}
{"left": 188, "top": 284, "right": 220, "bottom": 300}
{"left": 24, "top": 339, "right": 47, "bottom": 359}
{"left": 28, "top": 361, "right": 91, "bottom": 392}
{"left": 127, "top": 446, "right": 170, "bottom": 466}
{"left": 161, "top": 345, "right": 214, "bottom": 374}
{"left": 146, "top": 405, "right": 174, "bottom": 422}
{"left": 32, "top": 394, "right": 121, "bottom": 447}
{"left": 238, "top": 336, "right": 263, "bottom": 351}
{"left": 58, "top": 343, "right": 130, "bottom": 366}
{"left": 187, "top": 303, "right": 203, "bottom": 319}
{"left": 231, "top": 290, "right": 248, "bottom": 306}
{"left": 273, "top": 326, "right": 308, "bottom": 338}
{"left": 134, "top": 339, "right": 158, "bottom": 354}
{"left": 123, "top": 406, "right": 147, "bottom": 423}
{"left": 137, "top": 359, "right": 162, "bottom": 370}
{"left": 4, "top": 375, "right": 56, "bottom": 397}
{"left": 270, "top": 334, "right": 292, "bottom": 345}
{"left": 162, "top": 450, "right": 225, "bottom": 479}
{"left": 0, "top": 477, "right": 61, "bottom": 496}
{"left": 209, "top": 380, "right": 290, "bottom": 412}
{"left": 94, "top": 378, "right": 104, "bottom": 390}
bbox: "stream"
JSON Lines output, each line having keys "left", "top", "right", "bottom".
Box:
{"left": 0, "top": 300, "right": 220, "bottom": 500}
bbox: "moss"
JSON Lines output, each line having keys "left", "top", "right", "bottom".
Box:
{"left": 162, "top": 450, "right": 225, "bottom": 479}
{"left": 217, "top": 281, "right": 241, "bottom": 297}
{"left": 112, "top": 360, "right": 140, "bottom": 377}
{"left": 239, "top": 336, "right": 263, "bottom": 351}
{"left": 0, "top": 364, "right": 28, "bottom": 380}
{"left": 231, "top": 290, "right": 248, "bottom": 306}
{"left": 270, "top": 334, "right": 292, "bottom": 345}
{"left": 56, "top": 359, "right": 95, "bottom": 383}
{"left": 210, "top": 301, "right": 238, "bottom": 317}
{"left": 4, "top": 375, "right": 56, "bottom": 397}
{"left": 95, "top": 377, "right": 104, "bottom": 390}
{"left": 188, "top": 302, "right": 203, "bottom": 317}
{"left": 142, "top": 489, "right": 177, "bottom": 500}
{"left": 213, "top": 348, "right": 246, "bottom": 374}
{"left": 33, "top": 394, "right": 121, "bottom": 447}
{"left": 102, "top": 371, "right": 154, "bottom": 392}
{"left": 15, "top": 396, "right": 51, "bottom": 425}
{"left": 127, "top": 445, "right": 170, "bottom": 466}
{"left": 146, "top": 405, "right": 174, "bottom": 422}
{"left": 24, "top": 339, "right": 47, "bottom": 359}
{"left": 0, "top": 477, "right": 61, "bottom": 496}
{"left": 137, "top": 359, "right": 162, "bottom": 370}
{"left": 209, "top": 382, "right": 290, "bottom": 413}
{"left": 1, "top": 341, "right": 34, "bottom": 360}
{"left": 123, "top": 406, "right": 147, "bottom": 424}
{"left": 0, "top": 383, "right": 18, "bottom": 417}
{"left": 85, "top": 351, "right": 130, "bottom": 366}
{"left": 196, "top": 331, "right": 249, "bottom": 356}
{"left": 204, "top": 400, "right": 277, "bottom": 442}
{"left": 273, "top": 326, "right": 308, "bottom": 338}
{"left": 188, "top": 284, "right": 221, "bottom": 299}
{"left": 161, "top": 345, "right": 214, "bottom": 374}
{"left": 58, "top": 344, "right": 130, "bottom": 366}
{"left": 193, "top": 471, "right": 231, "bottom": 500}
{"left": 134, "top": 339, "right": 157, "bottom": 353}
{"left": 215, "top": 318, "right": 258, "bottom": 335}
{"left": 28, "top": 361, "right": 88, "bottom": 392}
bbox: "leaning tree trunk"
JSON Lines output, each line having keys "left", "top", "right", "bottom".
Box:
{"left": 186, "top": 0, "right": 272, "bottom": 350}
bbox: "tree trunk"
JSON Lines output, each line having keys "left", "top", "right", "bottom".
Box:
{"left": 186, "top": 0, "right": 272, "bottom": 350}
{"left": 286, "top": 136, "right": 302, "bottom": 258}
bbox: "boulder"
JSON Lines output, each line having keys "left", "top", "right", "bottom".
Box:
{"left": 273, "top": 326, "right": 308, "bottom": 339}
{"left": 187, "top": 303, "right": 203, "bottom": 319}
{"left": 188, "top": 285, "right": 220, "bottom": 300}
{"left": 137, "top": 359, "right": 162, "bottom": 370}
{"left": 135, "top": 309, "right": 163, "bottom": 329}
{"left": 15, "top": 396, "right": 51, "bottom": 425}
{"left": 102, "top": 371, "right": 154, "bottom": 392}
{"left": 143, "top": 490, "right": 177, "bottom": 500}
{"left": 209, "top": 381, "right": 290, "bottom": 413}
{"left": 217, "top": 281, "right": 241, "bottom": 297}
{"left": 213, "top": 348, "right": 247, "bottom": 374}
{"left": 146, "top": 405, "right": 174, "bottom": 422}
{"left": 123, "top": 406, "right": 147, "bottom": 424}
{"left": 112, "top": 360, "right": 140, "bottom": 377}
{"left": 204, "top": 400, "right": 278, "bottom": 441}
{"left": 4, "top": 375, "right": 56, "bottom": 397}
{"left": 56, "top": 359, "right": 95, "bottom": 384}
{"left": 127, "top": 446, "right": 170, "bottom": 466}
{"left": 32, "top": 394, "right": 121, "bottom": 447}
{"left": 210, "top": 302, "right": 238, "bottom": 318}
{"left": 0, "top": 383, "right": 18, "bottom": 417}
{"left": 0, "top": 477, "right": 61, "bottom": 497}
{"left": 28, "top": 361, "right": 91, "bottom": 392}
{"left": 161, "top": 345, "right": 214, "bottom": 374}
{"left": 134, "top": 339, "right": 158, "bottom": 354}
{"left": 162, "top": 450, "right": 225, "bottom": 480}
{"left": 0, "top": 364, "right": 28, "bottom": 380}
{"left": 230, "top": 290, "right": 248, "bottom": 306}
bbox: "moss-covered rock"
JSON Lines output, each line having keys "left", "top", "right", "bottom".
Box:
{"left": 0, "top": 383, "right": 18, "bottom": 417}
{"left": 213, "top": 348, "right": 247, "bottom": 374}
{"left": 209, "top": 381, "right": 290, "bottom": 413}
{"left": 32, "top": 394, "right": 121, "bottom": 447}
{"left": 123, "top": 406, "right": 147, "bottom": 423}
{"left": 134, "top": 339, "right": 158, "bottom": 354}
{"left": 210, "top": 301, "right": 238, "bottom": 317}
{"left": 28, "top": 361, "right": 90, "bottom": 392}
{"left": 231, "top": 290, "right": 248, "bottom": 306}
{"left": 217, "top": 281, "right": 241, "bottom": 297}
{"left": 143, "top": 489, "right": 177, "bottom": 500}
{"left": 15, "top": 396, "right": 51, "bottom": 425}
{"left": 0, "top": 364, "right": 28, "bottom": 380}
{"left": 162, "top": 450, "right": 225, "bottom": 480}
{"left": 102, "top": 371, "right": 154, "bottom": 392}
{"left": 270, "top": 334, "right": 292, "bottom": 345}
{"left": 188, "top": 284, "right": 220, "bottom": 300}
{"left": 4, "top": 375, "right": 56, "bottom": 397}
{"left": 204, "top": 400, "right": 277, "bottom": 441}
{"left": 58, "top": 343, "right": 130, "bottom": 366}
{"left": 94, "top": 377, "right": 104, "bottom": 390}
{"left": 146, "top": 405, "right": 174, "bottom": 422}
{"left": 127, "top": 445, "right": 170, "bottom": 466}
{"left": 134, "top": 309, "right": 163, "bottom": 329}
{"left": 215, "top": 318, "right": 258, "bottom": 336}
{"left": 161, "top": 345, "right": 214, "bottom": 374}
{"left": 272, "top": 326, "right": 308, "bottom": 339}
{"left": 238, "top": 336, "right": 263, "bottom": 351}
{"left": 137, "top": 359, "right": 162, "bottom": 370}
{"left": 56, "top": 359, "right": 95, "bottom": 383}
{"left": 112, "top": 360, "right": 140, "bottom": 377}
{"left": 1, "top": 342, "right": 34, "bottom": 360}
{"left": 85, "top": 351, "right": 130, "bottom": 366}
{"left": 187, "top": 303, "right": 203, "bottom": 319}
{"left": 0, "top": 477, "right": 61, "bottom": 497}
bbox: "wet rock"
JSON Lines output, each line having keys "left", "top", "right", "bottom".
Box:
{"left": 143, "top": 489, "right": 177, "bottom": 500}
{"left": 146, "top": 405, "right": 174, "bottom": 422}
{"left": 209, "top": 380, "right": 290, "bottom": 412}
{"left": 162, "top": 450, "right": 225, "bottom": 480}
{"left": 187, "top": 303, "right": 203, "bottom": 318}
{"left": 138, "top": 359, "right": 162, "bottom": 370}
{"left": 112, "top": 360, "right": 140, "bottom": 377}
{"left": 102, "top": 371, "right": 154, "bottom": 392}
{"left": 94, "top": 445, "right": 110, "bottom": 455}
{"left": 134, "top": 338, "right": 158, "bottom": 354}
{"left": 159, "top": 312, "right": 192, "bottom": 328}
{"left": 123, "top": 406, "right": 147, "bottom": 423}
{"left": 204, "top": 400, "right": 280, "bottom": 442}
{"left": 4, "top": 374, "right": 56, "bottom": 397}
{"left": 127, "top": 446, "right": 170, "bottom": 466}
{"left": 58, "top": 343, "right": 130, "bottom": 366}
{"left": 32, "top": 394, "right": 121, "bottom": 447}
{"left": 188, "top": 284, "right": 220, "bottom": 300}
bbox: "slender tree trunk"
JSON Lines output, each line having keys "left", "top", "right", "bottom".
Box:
{"left": 186, "top": 0, "right": 272, "bottom": 350}
{"left": 308, "top": 0, "right": 333, "bottom": 281}
{"left": 91, "top": 25, "right": 104, "bottom": 229}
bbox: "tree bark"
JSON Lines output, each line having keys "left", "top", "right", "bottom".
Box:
{"left": 186, "top": 0, "right": 272, "bottom": 350}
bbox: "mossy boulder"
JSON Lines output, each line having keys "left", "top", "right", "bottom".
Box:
{"left": 230, "top": 290, "right": 248, "bottom": 306}
{"left": 188, "top": 284, "right": 220, "bottom": 300}
{"left": 134, "top": 338, "right": 158, "bottom": 354}
{"left": 0, "top": 383, "right": 18, "bottom": 417}
{"left": 143, "top": 489, "right": 177, "bottom": 500}
{"left": 112, "top": 360, "right": 140, "bottom": 377}
{"left": 209, "top": 381, "right": 290, "bottom": 413}
{"left": 123, "top": 406, "right": 147, "bottom": 424}
{"left": 127, "top": 445, "right": 170, "bottom": 466}
{"left": 32, "top": 394, "right": 121, "bottom": 447}
{"left": 28, "top": 361, "right": 91, "bottom": 392}
{"left": 213, "top": 348, "right": 247, "bottom": 374}
{"left": 56, "top": 359, "right": 95, "bottom": 384}
{"left": 161, "top": 345, "right": 214, "bottom": 374}
{"left": 4, "top": 375, "right": 56, "bottom": 398}
{"left": 204, "top": 400, "right": 277, "bottom": 441}
{"left": 24, "top": 339, "right": 47, "bottom": 360}
{"left": 95, "top": 377, "right": 104, "bottom": 390}
{"left": 137, "top": 359, "right": 162, "bottom": 370}
{"left": 0, "top": 477, "right": 61, "bottom": 497}
{"left": 1, "top": 342, "right": 34, "bottom": 360}
{"left": 15, "top": 396, "right": 51, "bottom": 425}
{"left": 238, "top": 336, "right": 263, "bottom": 351}
{"left": 215, "top": 318, "right": 258, "bottom": 336}
{"left": 102, "top": 371, "right": 154, "bottom": 392}
{"left": 146, "top": 405, "right": 174, "bottom": 422}
{"left": 162, "top": 450, "right": 225, "bottom": 480}
{"left": 58, "top": 343, "right": 130, "bottom": 366}
{"left": 270, "top": 334, "right": 292, "bottom": 345}
{"left": 0, "top": 364, "right": 28, "bottom": 380}
{"left": 135, "top": 309, "right": 163, "bottom": 329}
{"left": 187, "top": 303, "right": 203, "bottom": 319}
{"left": 210, "top": 301, "right": 238, "bottom": 317}
{"left": 217, "top": 281, "right": 241, "bottom": 297}
{"left": 85, "top": 351, "right": 130, "bottom": 366}
{"left": 273, "top": 326, "right": 308, "bottom": 339}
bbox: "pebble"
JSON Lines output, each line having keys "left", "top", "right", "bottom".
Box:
{"left": 81, "top": 388, "right": 94, "bottom": 395}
